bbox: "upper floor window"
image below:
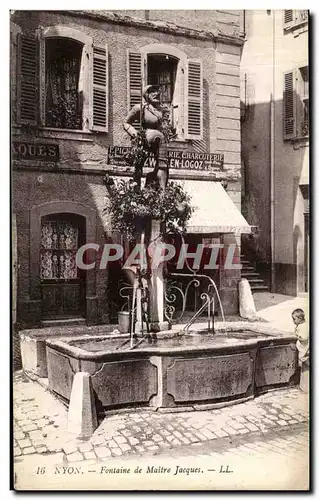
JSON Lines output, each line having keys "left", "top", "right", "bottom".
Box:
{"left": 127, "top": 44, "right": 203, "bottom": 141}
{"left": 283, "top": 10, "right": 308, "bottom": 32}
{"left": 13, "top": 25, "right": 109, "bottom": 133}
{"left": 45, "top": 38, "right": 83, "bottom": 130}
{"left": 283, "top": 65, "right": 309, "bottom": 141}
{"left": 148, "top": 54, "right": 177, "bottom": 107}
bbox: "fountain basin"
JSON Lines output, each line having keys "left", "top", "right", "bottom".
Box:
{"left": 46, "top": 326, "right": 298, "bottom": 411}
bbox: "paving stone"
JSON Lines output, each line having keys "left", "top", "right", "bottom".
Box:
{"left": 95, "top": 447, "right": 112, "bottom": 458}
{"left": 128, "top": 437, "right": 139, "bottom": 446}
{"left": 18, "top": 438, "right": 32, "bottom": 449}
{"left": 14, "top": 447, "right": 22, "bottom": 457}
{"left": 214, "top": 429, "right": 228, "bottom": 438}
{"left": 246, "top": 422, "right": 259, "bottom": 432}
{"left": 111, "top": 447, "right": 123, "bottom": 456}
{"left": 15, "top": 431, "right": 26, "bottom": 440}
{"left": 63, "top": 444, "right": 79, "bottom": 455}
{"left": 238, "top": 428, "right": 250, "bottom": 435}
{"left": 224, "top": 426, "right": 239, "bottom": 436}
{"left": 135, "top": 445, "right": 146, "bottom": 453}
{"left": 28, "top": 430, "right": 44, "bottom": 440}
{"left": 22, "top": 446, "right": 36, "bottom": 455}
{"left": 67, "top": 452, "right": 84, "bottom": 462}
{"left": 277, "top": 420, "right": 288, "bottom": 426}
{"left": 200, "top": 428, "right": 217, "bottom": 440}
{"left": 47, "top": 444, "right": 63, "bottom": 453}
{"left": 132, "top": 425, "right": 142, "bottom": 433}
{"left": 121, "top": 429, "right": 132, "bottom": 437}
{"left": 148, "top": 445, "right": 160, "bottom": 452}
{"left": 113, "top": 435, "right": 127, "bottom": 445}
{"left": 84, "top": 451, "right": 97, "bottom": 460}
{"left": 171, "top": 438, "right": 181, "bottom": 446}
{"left": 159, "top": 429, "right": 170, "bottom": 437}
{"left": 229, "top": 420, "right": 245, "bottom": 430}
{"left": 119, "top": 443, "right": 131, "bottom": 453}
{"left": 36, "top": 446, "right": 48, "bottom": 454}
{"left": 108, "top": 440, "right": 119, "bottom": 449}
{"left": 91, "top": 436, "right": 105, "bottom": 446}
{"left": 37, "top": 419, "right": 50, "bottom": 428}
{"left": 79, "top": 442, "right": 94, "bottom": 453}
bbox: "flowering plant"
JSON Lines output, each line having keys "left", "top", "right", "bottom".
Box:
{"left": 103, "top": 177, "right": 194, "bottom": 240}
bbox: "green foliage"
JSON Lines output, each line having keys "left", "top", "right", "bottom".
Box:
{"left": 104, "top": 178, "right": 194, "bottom": 241}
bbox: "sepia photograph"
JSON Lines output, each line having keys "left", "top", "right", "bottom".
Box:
{"left": 10, "top": 7, "right": 310, "bottom": 491}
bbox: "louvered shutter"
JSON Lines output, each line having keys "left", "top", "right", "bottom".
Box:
{"left": 17, "top": 33, "right": 39, "bottom": 126}
{"left": 185, "top": 59, "right": 203, "bottom": 140}
{"left": 89, "top": 44, "right": 108, "bottom": 132}
{"left": 127, "top": 50, "right": 142, "bottom": 130}
{"left": 284, "top": 10, "right": 294, "bottom": 25}
{"left": 283, "top": 70, "right": 296, "bottom": 140}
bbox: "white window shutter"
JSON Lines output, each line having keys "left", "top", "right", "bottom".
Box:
{"left": 10, "top": 22, "right": 21, "bottom": 125}
{"left": 283, "top": 70, "right": 296, "bottom": 140}
{"left": 17, "top": 32, "right": 39, "bottom": 126}
{"left": 185, "top": 59, "right": 203, "bottom": 140}
{"left": 284, "top": 9, "right": 294, "bottom": 28}
{"left": 89, "top": 43, "right": 108, "bottom": 132}
{"left": 127, "top": 50, "right": 143, "bottom": 130}
{"left": 127, "top": 50, "right": 142, "bottom": 111}
{"left": 39, "top": 35, "right": 46, "bottom": 126}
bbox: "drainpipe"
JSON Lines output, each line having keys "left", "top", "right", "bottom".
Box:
{"left": 270, "top": 10, "right": 275, "bottom": 292}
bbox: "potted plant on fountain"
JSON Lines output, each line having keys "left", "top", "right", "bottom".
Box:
{"left": 103, "top": 88, "right": 193, "bottom": 337}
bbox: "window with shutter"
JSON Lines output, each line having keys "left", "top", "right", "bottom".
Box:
{"left": 284, "top": 10, "right": 293, "bottom": 25}
{"left": 284, "top": 9, "right": 308, "bottom": 31}
{"left": 185, "top": 59, "right": 203, "bottom": 140}
{"left": 17, "top": 33, "right": 39, "bottom": 126}
{"left": 89, "top": 44, "right": 109, "bottom": 132}
{"left": 127, "top": 50, "right": 142, "bottom": 130}
{"left": 283, "top": 70, "right": 296, "bottom": 140}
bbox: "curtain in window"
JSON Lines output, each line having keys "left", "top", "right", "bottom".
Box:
{"left": 40, "top": 220, "right": 78, "bottom": 280}
{"left": 46, "top": 39, "right": 82, "bottom": 129}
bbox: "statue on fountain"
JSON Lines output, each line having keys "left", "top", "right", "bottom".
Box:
{"left": 123, "top": 84, "right": 170, "bottom": 190}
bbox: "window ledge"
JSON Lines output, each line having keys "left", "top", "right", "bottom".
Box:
{"left": 288, "top": 136, "right": 309, "bottom": 147}
{"left": 39, "top": 127, "right": 94, "bottom": 142}
{"left": 283, "top": 22, "right": 308, "bottom": 35}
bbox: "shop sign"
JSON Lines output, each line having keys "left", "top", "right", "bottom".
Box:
{"left": 12, "top": 142, "right": 59, "bottom": 162}
{"left": 108, "top": 146, "right": 224, "bottom": 171}
{"left": 107, "top": 146, "right": 157, "bottom": 168}
{"left": 167, "top": 150, "right": 224, "bottom": 170}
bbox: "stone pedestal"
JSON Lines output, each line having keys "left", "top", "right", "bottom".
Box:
{"left": 67, "top": 372, "right": 98, "bottom": 439}
{"left": 239, "top": 278, "right": 256, "bottom": 319}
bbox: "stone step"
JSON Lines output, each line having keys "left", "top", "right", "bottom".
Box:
{"left": 241, "top": 265, "right": 256, "bottom": 272}
{"left": 246, "top": 278, "right": 265, "bottom": 284}
{"left": 41, "top": 318, "right": 86, "bottom": 328}
{"left": 251, "top": 285, "right": 269, "bottom": 292}
{"left": 241, "top": 272, "right": 259, "bottom": 278}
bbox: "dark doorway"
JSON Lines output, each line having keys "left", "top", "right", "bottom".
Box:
{"left": 40, "top": 213, "right": 86, "bottom": 319}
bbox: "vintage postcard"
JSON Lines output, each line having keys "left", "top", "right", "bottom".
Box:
{"left": 11, "top": 8, "right": 310, "bottom": 491}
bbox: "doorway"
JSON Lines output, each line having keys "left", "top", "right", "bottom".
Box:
{"left": 40, "top": 213, "right": 86, "bottom": 319}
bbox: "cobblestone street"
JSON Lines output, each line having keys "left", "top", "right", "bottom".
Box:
{"left": 13, "top": 370, "right": 309, "bottom": 489}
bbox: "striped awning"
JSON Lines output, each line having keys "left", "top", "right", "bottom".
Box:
{"left": 183, "top": 180, "right": 252, "bottom": 234}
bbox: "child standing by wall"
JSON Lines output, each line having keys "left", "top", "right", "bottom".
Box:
{"left": 292, "top": 308, "right": 309, "bottom": 393}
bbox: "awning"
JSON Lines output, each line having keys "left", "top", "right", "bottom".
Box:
{"left": 183, "top": 180, "right": 252, "bottom": 234}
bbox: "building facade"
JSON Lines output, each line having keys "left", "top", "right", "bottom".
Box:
{"left": 240, "top": 10, "right": 309, "bottom": 296}
{"left": 11, "top": 10, "right": 250, "bottom": 328}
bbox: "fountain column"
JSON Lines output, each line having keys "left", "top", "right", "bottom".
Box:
{"left": 148, "top": 220, "right": 170, "bottom": 332}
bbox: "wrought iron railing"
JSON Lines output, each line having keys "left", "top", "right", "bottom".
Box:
{"left": 164, "top": 272, "right": 226, "bottom": 334}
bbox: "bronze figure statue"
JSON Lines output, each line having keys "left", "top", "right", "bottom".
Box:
{"left": 123, "top": 85, "right": 169, "bottom": 190}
